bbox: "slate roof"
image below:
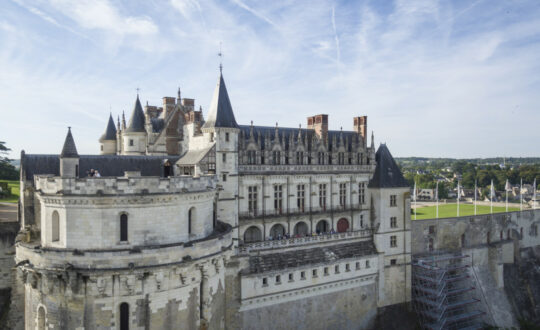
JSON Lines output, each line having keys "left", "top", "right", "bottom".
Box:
{"left": 21, "top": 154, "right": 180, "bottom": 180}
{"left": 202, "top": 73, "right": 239, "bottom": 129}
{"left": 60, "top": 128, "right": 79, "bottom": 158}
{"left": 238, "top": 125, "right": 358, "bottom": 151}
{"left": 99, "top": 114, "right": 117, "bottom": 141}
{"left": 150, "top": 118, "right": 165, "bottom": 133}
{"left": 125, "top": 95, "right": 146, "bottom": 133}
{"left": 246, "top": 240, "right": 377, "bottom": 274}
{"left": 176, "top": 145, "right": 214, "bottom": 165}
{"left": 368, "top": 144, "right": 409, "bottom": 188}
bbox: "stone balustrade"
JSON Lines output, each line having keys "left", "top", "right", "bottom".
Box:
{"left": 238, "top": 228, "right": 373, "bottom": 253}
{"left": 34, "top": 174, "right": 216, "bottom": 195}
{"left": 238, "top": 164, "right": 375, "bottom": 173}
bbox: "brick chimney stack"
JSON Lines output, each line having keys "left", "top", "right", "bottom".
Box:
{"left": 353, "top": 116, "right": 367, "bottom": 146}
{"left": 307, "top": 114, "right": 328, "bottom": 139}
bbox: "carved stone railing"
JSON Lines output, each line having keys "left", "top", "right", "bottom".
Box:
{"left": 239, "top": 204, "right": 364, "bottom": 220}
{"left": 238, "top": 229, "right": 373, "bottom": 253}
{"left": 238, "top": 164, "right": 375, "bottom": 173}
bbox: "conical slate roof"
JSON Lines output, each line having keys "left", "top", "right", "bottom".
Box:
{"left": 125, "top": 95, "right": 146, "bottom": 133}
{"left": 99, "top": 114, "right": 117, "bottom": 141}
{"left": 60, "top": 127, "right": 79, "bottom": 158}
{"left": 368, "top": 144, "right": 409, "bottom": 188}
{"left": 202, "top": 73, "right": 239, "bottom": 129}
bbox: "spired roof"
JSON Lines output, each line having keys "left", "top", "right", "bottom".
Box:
{"left": 202, "top": 73, "right": 239, "bottom": 129}
{"left": 125, "top": 95, "right": 146, "bottom": 133}
{"left": 22, "top": 154, "right": 181, "bottom": 180}
{"left": 60, "top": 127, "right": 79, "bottom": 158}
{"left": 368, "top": 144, "right": 409, "bottom": 188}
{"left": 99, "top": 114, "right": 117, "bottom": 141}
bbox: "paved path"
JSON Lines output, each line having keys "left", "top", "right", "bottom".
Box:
{"left": 0, "top": 202, "right": 17, "bottom": 223}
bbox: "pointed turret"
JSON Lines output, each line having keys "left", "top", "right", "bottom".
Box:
{"left": 61, "top": 127, "right": 79, "bottom": 158}
{"left": 100, "top": 114, "right": 117, "bottom": 141}
{"left": 368, "top": 144, "right": 408, "bottom": 188}
{"left": 60, "top": 127, "right": 79, "bottom": 177}
{"left": 126, "top": 95, "right": 146, "bottom": 132}
{"left": 202, "top": 73, "right": 239, "bottom": 129}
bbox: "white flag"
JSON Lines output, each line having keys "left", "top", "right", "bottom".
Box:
{"left": 505, "top": 179, "right": 511, "bottom": 192}
{"left": 435, "top": 181, "right": 439, "bottom": 200}
{"left": 490, "top": 180, "right": 495, "bottom": 200}
{"left": 413, "top": 182, "right": 417, "bottom": 200}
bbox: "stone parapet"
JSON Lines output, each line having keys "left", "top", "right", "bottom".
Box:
{"left": 239, "top": 164, "right": 375, "bottom": 174}
{"left": 34, "top": 174, "right": 216, "bottom": 196}
{"left": 16, "top": 222, "right": 233, "bottom": 271}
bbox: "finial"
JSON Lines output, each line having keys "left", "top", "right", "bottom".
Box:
{"left": 178, "top": 87, "right": 181, "bottom": 99}
{"left": 251, "top": 120, "right": 253, "bottom": 126}
{"left": 299, "top": 124, "right": 301, "bottom": 129}
{"left": 340, "top": 126, "right": 343, "bottom": 131}
{"left": 218, "top": 42, "right": 223, "bottom": 73}
{"left": 276, "top": 122, "right": 278, "bottom": 128}
{"left": 136, "top": 87, "right": 140, "bottom": 96}
{"left": 68, "top": 126, "right": 71, "bottom": 131}
{"left": 146, "top": 101, "right": 148, "bottom": 106}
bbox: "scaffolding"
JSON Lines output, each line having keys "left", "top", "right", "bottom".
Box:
{"left": 412, "top": 253, "right": 485, "bottom": 330}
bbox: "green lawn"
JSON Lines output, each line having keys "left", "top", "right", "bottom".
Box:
{"left": 412, "top": 203, "right": 520, "bottom": 220}
{"left": 0, "top": 180, "right": 19, "bottom": 203}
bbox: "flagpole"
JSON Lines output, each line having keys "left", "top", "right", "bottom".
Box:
{"left": 534, "top": 178, "right": 537, "bottom": 210}
{"left": 474, "top": 180, "right": 477, "bottom": 216}
{"left": 436, "top": 181, "right": 439, "bottom": 219}
{"left": 457, "top": 181, "right": 460, "bottom": 217}
{"left": 490, "top": 179, "right": 493, "bottom": 214}
{"left": 520, "top": 178, "right": 523, "bottom": 212}
{"left": 414, "top": 181, "right": 417, "bottom": 220}
{"left": 505, "top": 179, "right": 508, "bottom": 212}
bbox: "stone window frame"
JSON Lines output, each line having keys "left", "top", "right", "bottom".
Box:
{"left": 390, "top": 217, "right": 397, "bottom": 229}
{"left": 119, "top": 212, "right": 129, "bottom": 243}
{"left": 300, "top": 271, "right": 306, "bottom": 280}
{"left": 51, "top": 210, "right": 60, "bottom": 243}
{"left": 262, "top": 278, "right": 268, "bottom": 286}
{"left": 390, "top": 235, "right": 397, "bottom": 248}
{"left": 390, "top": 195, "right": 397, "bottom": 207}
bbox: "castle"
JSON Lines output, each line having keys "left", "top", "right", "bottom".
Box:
{"left": 14, "top": 70, "right": 412, "bottom": 329}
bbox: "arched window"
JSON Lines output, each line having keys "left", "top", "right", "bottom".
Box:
{"left": 244, "top": 226, "right": 262, "bottom": 243}
{"left": 270, "top": 224, "right": 286, "bottom": 238}
{"left": 37, "top": 306, "right": 46, "bottom": 330}
{"left": 120, "top": 302, "right": 129, "bottom": 330}
{"left": 316, "top": 220, "right": 329, "bottom": 234}
{"left": 294, "top": 222, "right": 309, "bottom": 236}
{"left": 120, "top": 214, "right": 128, "bottom": 242}
{"left": 188, "top": 208, "right": 196, "bottom": 235}
{"left": 52, "top": 211, "right": 60, "bottom": 242}
{"left": 337, "top": 218, "right": 349, "bottom": 233}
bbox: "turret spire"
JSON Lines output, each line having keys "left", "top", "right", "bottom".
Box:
{"left": 60, "top": 127, "right": 79, "bottom": 158}
{"left": 201, "top": 72, "right": 238, "bottom": 129}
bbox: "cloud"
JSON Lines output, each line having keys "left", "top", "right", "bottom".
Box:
{"left": 49, "top": 0, "right": 158, "bottom": 36}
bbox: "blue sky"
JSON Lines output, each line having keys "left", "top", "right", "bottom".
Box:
{"left": 1, "top": 0, "right": 540, "bottom": 158}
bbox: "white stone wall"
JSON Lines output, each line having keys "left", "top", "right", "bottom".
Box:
{"left": 38, "top": 190, "right": 215, "bottom": 249}
{"left": 121, "top": 132, "right": 147, "bottom": 155}
{"left": 99, "top": 140, "right": 117, "bottom": 155}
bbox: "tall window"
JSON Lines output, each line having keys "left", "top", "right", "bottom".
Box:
{"left": 129, "top": 139, "right": 134, "bottom": 146}
{"left": 188, "top": 208, "right": 195, "bottom": 234}
{"left": 274, "top": 185, "right": 283, "bottom": 214}
{"left": 390, "top": 235, "right": 397, "bottom": 247}
{"left": 390, "top": 217, "right": 397, "bottom": 228}
{"left": 120, "top": 214, "right": 128, "bottom": 242}
{"left": 120, "top": 303, "right": 129, "bottom": 330}
{"left": 319, "top": 184, "right": 327, "bottom": 210}
{"left": 248, "top": 186, "right": 258, "bottom": 215}
{"left": 225, "top": 132, "right": 230, "bottom": 142}
{"left": 37, "top": 307, "right": 46, "bottom": 330}
{"left": 52, "top": 211, "right": 60, "bottom": 242}
{"left": 247, "top": 150, "right": 256, "bottom": 164}
{"left": 296, "top": 152, "right": 304, "bottom": 165}
{"left": 390, "top": 195, "right": 397, "bottom": 207}
{"left": 338, "top": 152, "right": 345, "bottom": 165}
{"left": 339, "top": 183, "right": 347, "bottom": 208}
{"left": 318, "top": 152, "right": 325, "bottom": 164}
{"left": 273, "top": 151, "right": 281, "bottom": 165}
{"left": 222, "top": 153, "right": 226, "bottom": 162}
{"left": 359, "top": 183, "right": 365, "bottom": 205}
{"left": 297, "top": 184, "right": 305, "bottom": 211}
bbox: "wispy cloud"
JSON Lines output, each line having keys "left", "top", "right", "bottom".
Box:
{"left": 1, "top": 0, "right": 540, "bottom": 158}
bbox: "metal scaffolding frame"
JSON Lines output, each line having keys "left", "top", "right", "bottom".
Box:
{"left": 412, "top": 253, "right": 485, "bottom": 330}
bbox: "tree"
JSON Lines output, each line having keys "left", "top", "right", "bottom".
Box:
{"left": 0, "top": 141, "right": 18, "bottom": 180}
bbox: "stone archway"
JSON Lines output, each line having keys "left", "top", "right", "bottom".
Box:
{"left": 337, "top": 218, "right": 349, "bottom": 233}
{"left": 244, "top": 226, "right": 262, "bottom": 243}
{"left": 270, "top": 224, "right": 286, "bottom": 238}
{"left": 315, "top": 220, "right": 329, "bottom": 234}
{"left": 294, "top": 222, "right": 309, "bottom": 236}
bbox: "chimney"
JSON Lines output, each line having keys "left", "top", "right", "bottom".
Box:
{"left": 307, "top": 114, "right": 328, "bottom": 139}
{"left": 353, "top": 116, "right": 367, "bottom": 146}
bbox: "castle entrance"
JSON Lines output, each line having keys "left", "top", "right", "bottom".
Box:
{"left": 316, "top": 220, "right": 329, "bottom": 234}
{"left": 244, "top": 226, "right": 262, "bottom": 243}
{"left": 294, "top": 222, "right": 308, "bottom": 236}
{"left": 337, "top": 218, "right": 349, "bottom": 232}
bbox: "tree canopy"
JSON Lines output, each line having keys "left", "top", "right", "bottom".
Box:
{"left": 0, "top": 141, "right": 18, "bottom": 180}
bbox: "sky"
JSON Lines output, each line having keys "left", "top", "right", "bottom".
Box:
{"left": 1, "top": 0, "right": 540, "bottom": 159}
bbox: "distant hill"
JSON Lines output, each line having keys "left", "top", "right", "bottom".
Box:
{"left": 395, "top": 157, "right": 540, "bottom": 167}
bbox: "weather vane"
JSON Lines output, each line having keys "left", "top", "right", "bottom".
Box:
{"left": 136, "top": 87, "right": 140, "bottom": 95}
{"left": 218, "top": 42, "right": 223, "bottom": 73}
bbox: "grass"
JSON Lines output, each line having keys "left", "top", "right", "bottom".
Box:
{"left": 412, "top": 203, "right": 520, "bottom": 220}
{"left": 0, "top": 180, "right": 19, "bottom": 203}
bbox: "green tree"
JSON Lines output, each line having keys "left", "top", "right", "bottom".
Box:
{"left": 0, "top": 141, "right": 18, "bottom": 180}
